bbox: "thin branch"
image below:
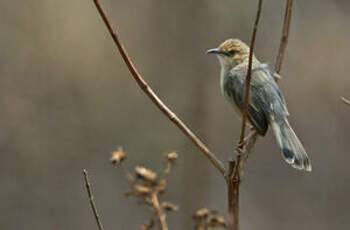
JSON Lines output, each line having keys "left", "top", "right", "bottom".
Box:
{"left": 239, "top": 0, "right": 263, "bottom": 146}
{"left": 275, "top": 0, "right": 294, "bottom": 75}
{"left": 92, "top": 0, "right": 225, "bottom": 176}
{"left": 151, "top": 192, "right": 168, "bottom": 230}
{"left": 83, "top": 169, "right": 104, "bottom": 230}
{"left": 141, "top": 218, "right": 155, "bottom": 230}
{"left": 241, "top": 131, "right": 258, "bottom": 171}
{"left": 238, "top": 0, "right": 294, "bottom": 170}
{"left": 226, "top": 1, "right": 293, "bottom": 228}
{"left": 237, "top": 0, "right": 294, "bottom": 168}
{"left": 227, "top": 2, "right": 263, "bottom": 230}
{"left": 341, "top": 97, "right": 350, "bottom": 106}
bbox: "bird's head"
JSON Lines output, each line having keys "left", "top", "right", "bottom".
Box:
{"left": 207, "top": 39, "right": 253, "bottom": 69}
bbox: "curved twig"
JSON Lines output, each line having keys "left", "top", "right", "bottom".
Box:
{"left": 92, "top": 0, "right": 226, "bottom": 176}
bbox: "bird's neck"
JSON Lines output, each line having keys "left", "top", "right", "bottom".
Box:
{"left": 236, "top": 54, "right": 259, "bottom": 66}
{"left": 220, "top": 65, "right": 230, "bottom": 94}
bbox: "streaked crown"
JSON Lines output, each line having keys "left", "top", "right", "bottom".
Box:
{"left": 219, "top": 39, "right": 250, "bottom": 57}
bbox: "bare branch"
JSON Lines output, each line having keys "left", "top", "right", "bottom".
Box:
{"left": 92, "top": 0, "right": 225, "bottom": 176}
{"left": 151, "top": 192, "right": 168, "bottom": 230}
{"left": 239, "top": 0, "right": 263, "bottom": 147}
{"left": 141, "top": 218, "right": 155, "bottom": 230}
{"left": 341, "top": 97, "right": 350, "bottom": 106}
{"left": 226, "top": 1, "right": 293, "bottom": 229}
{"left": 241, "top": 131, "right": 258, "bottom": 171}
{"left": 227, "top": 1, "right": 263, "bottom": 230}
{"left": 83, "top": 169, "right": 104, "bottom": 230}
{"left": 275, "top": 0, "right": 294, "bottom": 75}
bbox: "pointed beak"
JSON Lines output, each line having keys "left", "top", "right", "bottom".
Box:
{"left": 206, "top": 48, "right": 228, "bottom": 56}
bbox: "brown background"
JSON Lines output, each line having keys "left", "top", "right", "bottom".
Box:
{"left": 1, "top": 0, "right": 350, "bottom": 229}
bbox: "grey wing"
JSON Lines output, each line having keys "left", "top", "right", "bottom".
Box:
{"left": 250, "top": 67, "right": 289, "bottom": 119}
{"left": 224, "top": 66, "right": 288, "bottom": 136}
{"left": 223, "top": 71, "right": 269, "bottom": 136}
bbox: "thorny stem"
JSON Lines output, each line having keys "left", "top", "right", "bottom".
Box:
{"left": 83, "top": 169, "right": 104, "bottom": 230}
{"left": 92, "top": 0, "right": 226, "bottom": 177}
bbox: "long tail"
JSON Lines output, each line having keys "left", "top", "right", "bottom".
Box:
{"left": 270, "top": 118, "right": 312, "bottom": 172}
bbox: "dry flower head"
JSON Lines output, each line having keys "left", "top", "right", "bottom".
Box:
{"left": 161, "top": 201, "right": 179, "bottom": 212}
{"left": 133, "top": 184, "right": 152, "bottom": 195}
{"left": 165, "top": 151, "right": 178, "bottom": 162}
{"left": 110, "top": 147, "right": 126, "bottom": 165}
{"left": 135, "top": 166, "right": 157, "bottom": 183}
{"left": 193, "top": 208, "right": 210, "bottom": 219}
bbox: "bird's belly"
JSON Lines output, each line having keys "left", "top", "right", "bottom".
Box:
{"left": 224, "top": 94, "right": 243, "bottom": 120}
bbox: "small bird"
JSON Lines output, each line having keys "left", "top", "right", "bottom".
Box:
{"left": 207, "top": 38, "right": 311, "bottom": 171}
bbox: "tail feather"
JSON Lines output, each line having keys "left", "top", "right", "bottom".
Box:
{"left": 271, "top": 119, "right": 312, "bottom": 172}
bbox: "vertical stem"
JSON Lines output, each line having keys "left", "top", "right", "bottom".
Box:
{"left": 228, "top": 1, "right": 263, "bottom": 230}
{"left": 239, "top": 0, "right": 264, "bottom": 145}
{"left": 83, "top": 169, "right": 104, "bottom": 230}
{"left": 275, "top": 0, "right": 294, "bottom": 75}
{"left": 151, "top": 192, "right": 168, "bottom": 230}
{"left": 227, "top": 161, "right": 239, "bottom": 230}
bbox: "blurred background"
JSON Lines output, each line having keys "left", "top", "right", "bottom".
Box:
{"left": 1, "top": 0, "right": 350, "bottom": 229}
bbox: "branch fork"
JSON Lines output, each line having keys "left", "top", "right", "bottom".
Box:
{"left": 88, "top": 0, "right": 294, "bottom": 229}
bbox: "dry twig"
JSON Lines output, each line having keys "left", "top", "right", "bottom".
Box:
{"left": 92, "top": 0, "right": 225, "bottom": 176}
{"left": 141, "top": 218, "right": 155, "bottom": 230}
{"left": 341, "top": 97, "right": 350, "bottom": 106}
{"left": 193, "top": 208, "right": 227, "bottom": 230}
{"left": 240, "top": 0, "right": 294, "bottom": 163}
{"left": 83, "top": 169, "right": 104, "bottom": 230}
{"left": 226, "top": 1, "right": 263, "bottom": 230}
{"left": 275, "top": 0, "right": 294, "bottom": 75}
{"left": 226, "top": 1, "right": 294, "bottom": 229}
{"left": 151, "top": 192, "right": 169, "bottom": 230}
{"left": 111, "top": 148, "right": 177, "bottom": 230}
{"left": 90, "top": 0, "right": 295, "bottom": 229}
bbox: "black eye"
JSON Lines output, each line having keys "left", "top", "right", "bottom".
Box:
{"left": 228, "top": 50, "right": 237, "bottom": 56}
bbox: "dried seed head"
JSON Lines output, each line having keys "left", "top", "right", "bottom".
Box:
{"left": 208, "top": 216, "right": 226, "bottom": 228}
{"left": 133, "top": 184, "right": 152, "bottom": 195}
{"left": 193, "top": 208, "right": 210, "bottom": 220}
{"left": 161, "top": 201, "right": 179, "bottom": 212}
{"left": 135, "top": 166, "right": 157, "bottom": 183}
{"left": 165, "top": 152, "right": 178, "bottom": 163}
{"left": 110, "top": 147, "right": 126, "bottom": 165}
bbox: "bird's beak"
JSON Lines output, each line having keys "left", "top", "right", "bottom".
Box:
{"left": 206, "top": 48, "right": 228, "bottom": 56}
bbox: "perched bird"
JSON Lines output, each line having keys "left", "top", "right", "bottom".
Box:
{"left": 207, "top": 38, "right": 311, "bottom": 171}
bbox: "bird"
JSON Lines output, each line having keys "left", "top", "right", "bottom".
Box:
{"left": 207, "top": 38, "right": 312, "bottom": 172}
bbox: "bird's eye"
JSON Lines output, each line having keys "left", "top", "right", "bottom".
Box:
{"left": 228, "top": 50, "right": 237, "bottom": 56}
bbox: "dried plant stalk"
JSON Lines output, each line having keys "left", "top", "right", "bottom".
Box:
{"left": 83, "top": 169, "right": 104, "bottom": 230}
